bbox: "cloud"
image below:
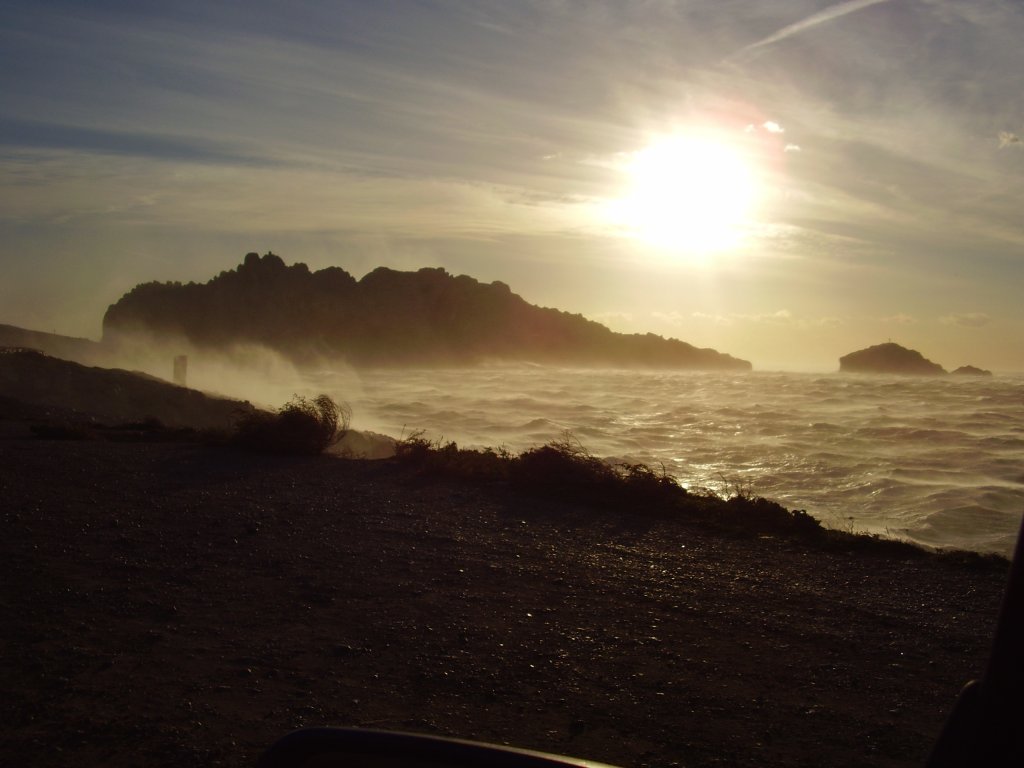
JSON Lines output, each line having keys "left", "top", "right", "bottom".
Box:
{"left": 688, "top": 312, "right": 729, "bottom": 326}
{"left": 688, "top": 310, "right": 792, "bottom": 326}
{"left": 0, "top": 118, "right": 272, "bottom": 167}
{"left": 745, "top": 121, "right": 785, "bottom": 135}
{"left": 590, "top": 310, "right": 634, "bottom": 328}
{"left": 729, "top": 0, "right": 894, "bottom": 64}
{"left": 686, "top": 310, "right": 846, "bottom": 329}
{"left": 812, "top": 316, "right": 845, "bottom": 328}
{"left": 940, "top": 312, "right": 993, "bottom": 328}
{"left": 759, "top": 309, "right": 793, "bottom": 323}
{"left": 783, "top": 144, "right": 802, "bottom": 153}
{"left": 652, "top": 310, "right": 687, "bottom": 325}
{"left": 0, "top": 149, "right": 594, "bottom": 241}
{"left": 999, "top": 131, "right": 1021, "bottom": 148}
{"left": 882, "top": 313, "right": 917, "bottom": 325}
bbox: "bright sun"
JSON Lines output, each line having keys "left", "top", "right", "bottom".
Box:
{"left": 609, "top": 133, "right": 759, "bottom": 256}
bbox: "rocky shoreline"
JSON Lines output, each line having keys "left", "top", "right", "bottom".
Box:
{"left": 1, "top": 425, "right": 1010, "bottom": 768}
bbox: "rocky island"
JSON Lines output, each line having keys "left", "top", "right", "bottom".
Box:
{"left": 951, "top": 365, "right": 993, "bottom": 376}
{"left": 839, "top": 342, "right": 946, "bottom": 375}
{"left": 102, "top": 252, "right": 751, "bottom": 371}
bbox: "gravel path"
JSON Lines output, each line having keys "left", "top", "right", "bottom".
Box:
{"left": 1, "top": 433, "right": 1009, "bottom": 767}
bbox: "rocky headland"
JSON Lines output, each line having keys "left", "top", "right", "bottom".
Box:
{"left": 102, "top": 252, "right": 751, "bottom": 371}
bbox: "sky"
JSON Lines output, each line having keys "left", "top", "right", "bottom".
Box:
{"left": 2, "top": 0, "right": 1023, "bottom": 372}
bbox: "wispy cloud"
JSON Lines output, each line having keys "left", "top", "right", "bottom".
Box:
{"left": 998, "top": 131, "right": 1021, "bottom": 148}
{"left": 940, "top": 313, "right": 993, "bottom": 328}
{"left": 685, "top": 310, "right": 848, "bottom": 330}
{"left": 0, "top": 149, "right": 594, "bottom": 240}
{"left": 652, "top": 310, "right": 687, "bottom": 325}
{"left": 688, "top": 310, "right": 793, "bottom": 326}
{"left": 881, "top": 313, "right": 918, "bottom": 325}
{"left": 729, "top": 0, "right": 894, "bottom": 63}
{"left": 745, "top": 121, "right": 785, "bottom": 134}
{"left": 0, "top": 118, "right": 273, "bottom": 167}
{"left": 1, "top": 1, "right": 1023, "bottom": 369}
{"left": 589, "top": 310, "right": 635, "bottom": 329}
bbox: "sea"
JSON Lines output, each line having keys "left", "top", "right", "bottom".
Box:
{"left": 304, "top": 366, "right": 1023, "bottom": 558}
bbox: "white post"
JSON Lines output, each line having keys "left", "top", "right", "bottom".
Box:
{"left": 173, "top": 355, "right": 188, "bottom": 387}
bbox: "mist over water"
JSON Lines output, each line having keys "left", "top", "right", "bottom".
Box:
{"left": 323, "top": 367, "right": 1023, "bottom": 557}
{"left": 116, "top": 344, "right": 1021, "bottom": 557}
{"left": 106, "top": 333, "right": 366, "bottom": 410}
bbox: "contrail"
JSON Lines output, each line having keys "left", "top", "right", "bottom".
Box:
{"left": 729, "top": 0, "right": 895, "bottom": 64}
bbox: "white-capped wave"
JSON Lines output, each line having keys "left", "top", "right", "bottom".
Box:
{"left": 336, "top": 366, "right": 1023, "bottom": 556}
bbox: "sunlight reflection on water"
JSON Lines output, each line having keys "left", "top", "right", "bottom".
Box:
{"left": 310, "top": 367, "right": 1024, "bottom": 556}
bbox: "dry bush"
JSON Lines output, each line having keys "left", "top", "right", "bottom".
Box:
{"left": 394, "top": 431, "right": 510, "bottom": 479}
{"left": 233, "top": 394, "right": 350, "bottom": 455}
{"left": 511, "top": 434, "right": 685, "bottom": 514}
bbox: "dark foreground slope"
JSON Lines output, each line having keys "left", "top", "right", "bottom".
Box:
{"left": 0, "top": 348, "right": 252, "bottom": 429}
{"left": 1, "top": 428, "right": 1007, "bottom": 768}
{"left": 103, "top": 252, "right": 751, "bottom": 370}
{"left": 0, "top": 323, "right": 106, "bottom": 366}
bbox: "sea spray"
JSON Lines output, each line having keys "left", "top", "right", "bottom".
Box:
{"left": 336, "top": 367, "right": 1024, "bottom": 556}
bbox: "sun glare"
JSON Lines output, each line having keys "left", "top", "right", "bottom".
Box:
{"left": 609, "top": 133, "right": 759, "bottom": 257}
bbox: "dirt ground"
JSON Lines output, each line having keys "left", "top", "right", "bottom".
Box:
{"left": 1, "top": 426, "right": 1009, "bottom": 768}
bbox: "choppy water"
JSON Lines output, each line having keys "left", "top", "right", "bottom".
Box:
{"left": 313, "top": 367, "right": 1023, "bottom": 557}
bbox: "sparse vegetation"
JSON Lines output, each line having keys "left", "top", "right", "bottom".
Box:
{"left": 391, "top": 430, "right": 834, "bottom": 540}
{"left": 232, "top": 394, "right": 350, "bottom": 455}
{"left": 390, "top": 435, "right": 1012, "bottom": 567}
{"left": 511, "top": 433, "right": 682, "bottom": 510}
{"left": 394, "top": 431, "right": 511, "bottom": 480}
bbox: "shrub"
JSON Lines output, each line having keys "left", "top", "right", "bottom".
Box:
{"left": 233, "top": 394, "right": 350, "bottom": 455}
{"left": 513, "top": 435, "right": 616, "bottom": 498}
{"left": 511, "top": 435, "right": 683, "bottom": 511}
{"left": 722, "top": 495, "right": 823, "bottom": 536}
{"left": 393, "top": 429, "right": 433, "bottom": 462}
{"left": 393, "top": 430, "right": 833, "bottom": 540}
{"left": 394, "top": 431, "right": 510, "bottom": 480}
{"left": 617, "top": 461, "right": 685, "bottom": 505}
{"left": 390, "top": 432, "right": 997, "bottom": 561}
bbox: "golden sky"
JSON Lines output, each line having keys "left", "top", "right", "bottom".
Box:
{"left": 2, "top": 1, "right": 1023, "bottom": 370}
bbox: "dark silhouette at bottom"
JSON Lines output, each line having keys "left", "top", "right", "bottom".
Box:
{"left": 257, "top": 521, "right": 1023, "bottom": 766}
{"left": 925, "top": 521, "right": 1024, "bottom": 766}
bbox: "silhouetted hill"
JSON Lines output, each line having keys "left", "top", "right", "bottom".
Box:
{"left": 0, "top": 348, "right": 252, "bottom": 429}
{"left": 839, "top": 343, "right": 946, "bottom": 375}
{"left": 103, "top": 253, "right": 752, "bottom": 370}
{"left": 951, "top": 365, "right": 992, "bottom": 376}
{"left": 0, "top": 323, "right": 105, "bottom": 365}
